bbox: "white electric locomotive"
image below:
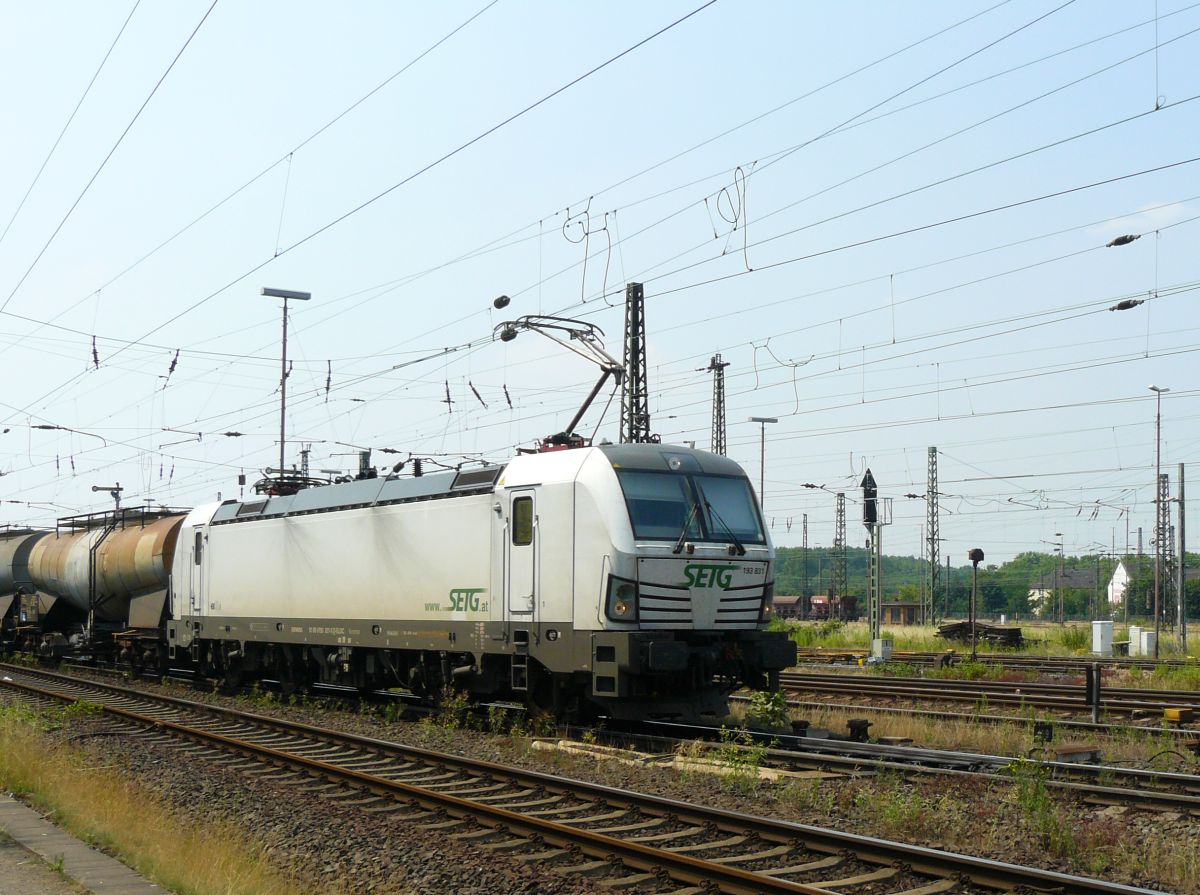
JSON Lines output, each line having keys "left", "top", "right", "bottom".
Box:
{"left": 167, "top": 442, "right": 795, "bottom": 718}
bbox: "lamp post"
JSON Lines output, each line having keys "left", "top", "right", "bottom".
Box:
{"left": 1149, "top": 384, "right": 1169, "bottom": 658}
{"left": 262, "top": 288, "right": 312, "bottom": 477}
{"left": 748, "top": 417, "right": 777, "bottom": 510}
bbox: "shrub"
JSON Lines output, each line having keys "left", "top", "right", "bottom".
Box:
{"left": 1003, "top": 757, "right": 1076, "bottom": 857}
{"left": 714, "top": 726, "right": 769, "bottom": 793}
{"left": 745, "top": 690, "right": 790, "bottom": 729}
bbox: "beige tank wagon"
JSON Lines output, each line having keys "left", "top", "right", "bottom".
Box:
{"left": 27, "top": 509, "right": 186, "bottom": 625}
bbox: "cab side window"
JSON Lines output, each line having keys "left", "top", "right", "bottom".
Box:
{"left": 512, "top": 497, "right": 533, "bottom": 546}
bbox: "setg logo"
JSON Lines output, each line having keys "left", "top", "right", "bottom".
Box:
{"left": 446, "top": 588, "right": 487, "bottom": 612}
{"left": 682, "top": 564, "right": 738, "bottom": 589}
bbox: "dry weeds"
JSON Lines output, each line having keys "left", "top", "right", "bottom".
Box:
{"left": 0, "top": 702, "right": 308, "bottom": 895}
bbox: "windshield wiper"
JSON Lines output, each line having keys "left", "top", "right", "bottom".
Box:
{"left": 673, "top": 500, "right": 701, "bottom": 554}
{"left": 696, "top": 482, "right": 746, "bottom": 556}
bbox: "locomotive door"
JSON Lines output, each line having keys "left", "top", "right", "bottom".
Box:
{"left": 506, "top": 492, "right": 536, "bottom": 616}
{"left": 188, "top": 527, "right": 205, "bottom": 617}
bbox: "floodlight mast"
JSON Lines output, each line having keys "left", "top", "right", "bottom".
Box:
{"left": 494, "top": 315, "right": 624, "bottom": 448}
{"left": 261, "top": 287, "right": 312, "bottom": 479}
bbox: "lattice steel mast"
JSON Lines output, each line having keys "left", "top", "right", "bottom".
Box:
{"left": 707, "top": 353, "right": 730, "bottom": 455}
{"left": 832, "top": 493, "right": 847, "bottom": 611}
{"left": 926, "top": 446, "right": 939, "bottom": 625}
{"left": 1156, "top": 472, "right": 1171, "bottom": 629}
{"left": 620, "top": 282, "right": 654, "bottom": 443}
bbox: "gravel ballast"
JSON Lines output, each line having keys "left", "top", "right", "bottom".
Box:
{"left": 8, "top": 673, "right": 1196, "bottom": 893}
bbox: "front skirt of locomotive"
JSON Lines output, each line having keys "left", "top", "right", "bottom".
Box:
{"left": 585, "top": 629, "right": 797, "bottom": 720}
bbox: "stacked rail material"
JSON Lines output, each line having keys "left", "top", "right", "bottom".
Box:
{"left": 937, "top": 621, "right": 1024, "bottom": 648}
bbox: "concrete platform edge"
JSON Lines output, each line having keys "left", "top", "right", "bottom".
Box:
{"left": 0, "top": 795, "right": 164, "bottom": 894}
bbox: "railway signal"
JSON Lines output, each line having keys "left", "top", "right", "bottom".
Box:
{"left": 862, "top": 469, "right": 891, "bottom": 660}
{"left": 968, "top": 548, "right": 985, "bottom": 660}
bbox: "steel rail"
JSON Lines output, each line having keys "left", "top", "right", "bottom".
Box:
{"left": 786, "top": 670, "right": 1200, "bottom": 703}
{"left": 0, "top": 664, "right": 1168, "bottom": 894}
{"left": 783, "top": 670, "right": 1200, "bottom": 701}
{"left": 633, "top": 729, "right": 1200, "bottom": 813}
{"left": 731, "top": 693, "right": 1199, "bottom": 739}
{"left": 768, "top": 750, "right": 1200, "bottom": 813}
{"left": 30, "top": 662, "right": 1200, "bottom": 811}
{"left": 794, "top": 646, "right": 1200, "bottom": 672}
{"left": 779, "top": 671, "right": 1200, "bottom": 715}
{"left": 2, "top": 674, "right": 820, "bottom": 895}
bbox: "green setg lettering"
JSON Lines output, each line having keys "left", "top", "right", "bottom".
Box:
{"left": 682, "top": 564, "right": 737, "bottom": 589}
{"left": 446, "top": 587, "right": 487, "bottom": 612}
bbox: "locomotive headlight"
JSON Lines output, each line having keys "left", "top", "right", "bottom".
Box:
{"left": 759, "top": 581, "right": 775, "bottom": 623}
{"left": 605, "top": 576, "right": 638, "bottom": 622}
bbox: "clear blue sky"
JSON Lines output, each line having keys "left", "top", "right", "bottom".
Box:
{"left": 0, "top": 1, "right": 1196, "bottom": 566}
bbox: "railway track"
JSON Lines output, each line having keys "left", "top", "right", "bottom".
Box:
{"left": 0, "top": 663, "right": 1164, "bottom": 895}
{"left": 43, "top": 661, "right": 1200, "bottom": 812}
{"left": 735, "top": 692, "right": 1200, "bottom": 741}
{"left": 793, "top": 646, "right": 1200, "bottom": 674}
{"left": 608, "top": 721, "right": 1200, "bottom": 816}
{"left": 780, "top": 670, "right": 1200, "bottom": 719}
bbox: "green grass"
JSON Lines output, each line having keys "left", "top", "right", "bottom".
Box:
{"left": 778, "top": 619, "right": 1200, "bottom": 660}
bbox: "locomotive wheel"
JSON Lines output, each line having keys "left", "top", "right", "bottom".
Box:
{"left": 408, "top": 665, "right": 429, "bottom": 700}
{"left": 523, "top": 663, "right": 558, "bottom": 718}
{"left": 218, "top": 643, "right": 245, "bottom": 693}
{"left": 220, "top": 664, "right": 244, "bottom": 694}
{"left": 277, "top": 646, "right": 307, "bottom": 696}
{"left": 279, "top": 667, "right": 298, "bottom": 696}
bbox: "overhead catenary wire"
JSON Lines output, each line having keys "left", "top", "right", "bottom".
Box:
{"left": 0, "top": 0, "right": 141, "bottom": 252}
{"left": 0, "top": 0, "right": 504, "bottom": 358}
{"left": 10, "top": 261, "right": 1194, "bottom": 476}
{"left": 2, "top": 0, "right": 1180, "bottom": 415}
{"left": 5, "top": 0, "right": 1129, "bottom": 403}
{"left": 4, "top": 5, "right": 1195, "bottom": 544}
{"left": 79, "top": 280, "right": 1195, "bottom": 487}
{"left": 0, "top": 0, "right": 220, "bottom": 317}
{"left": 484, "top": 1, "right": 1200, "bottom": 317}
{"left": 0, "top": 0, "right": 719, "bottom": 433}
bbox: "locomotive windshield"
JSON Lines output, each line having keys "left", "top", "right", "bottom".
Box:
{"left": 615, "top": 470, "right": 765, "bottom": 544}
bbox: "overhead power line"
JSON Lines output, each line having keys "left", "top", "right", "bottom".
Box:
{"left": 0, "top": 0, "right": 219, "bottom": 316}
{"left": 748, "top": 0, "right": 1080, "bottom": 182}
{"left": 0, "top": 1, "right": 716, "bottom": 430}
{"left": 87, "top": 1, "right": 720, "bottom": 363}
{"left": 641, "top": 155, "right": 1200, "bottom": 300}
{"left": 0, "top": 1, "right": 141, "bottom": 251}
{"left": 0, "top": 0, "right": 501, "bottom": 357}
